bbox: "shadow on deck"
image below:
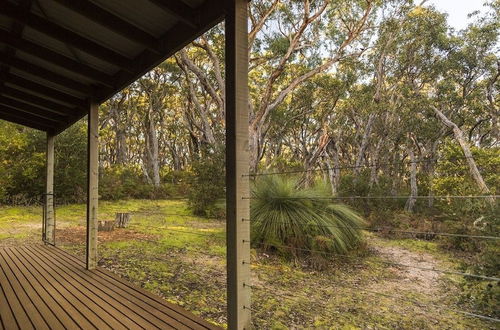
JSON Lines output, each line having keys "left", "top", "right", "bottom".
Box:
{"left": 0, "top": 245, "right": 220, "bottom": 329}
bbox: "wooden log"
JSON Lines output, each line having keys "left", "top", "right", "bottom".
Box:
{"left": 114, "top": 213, "right": 131, "bottom": 228}
{"left": 98, "top": 221, "right": 115, "bottom": 232}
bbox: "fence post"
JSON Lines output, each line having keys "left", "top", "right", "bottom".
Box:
{"left": 225, "top": 0, "right": 251, "bottom": 328}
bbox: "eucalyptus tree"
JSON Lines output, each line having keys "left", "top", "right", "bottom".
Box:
{"left": 429, "top": 3, "right": 499, "bottom": 197}
{"left": 175, "top": 0, "right": 377, "bottom": 172}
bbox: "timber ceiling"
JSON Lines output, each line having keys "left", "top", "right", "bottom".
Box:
{"left": 0, "top": 0, "right": 225, "bottom": 133}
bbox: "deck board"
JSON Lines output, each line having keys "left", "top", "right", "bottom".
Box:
{"left": 0, "top": 245, "right": 220, "bottom": 330}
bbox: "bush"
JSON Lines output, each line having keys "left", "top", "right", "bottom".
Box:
{"left": 100, "top": 165, "right": 177, "bottom": 200}
{"left": 187, "top": 150, "right": 226, "bottom": 218}
{"left": 251, "top": 176, "right": 366, "bottom": 261}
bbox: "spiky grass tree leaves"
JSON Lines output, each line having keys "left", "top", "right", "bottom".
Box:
{"left": 251, "top": 176, "right": 366, "bottom": 260}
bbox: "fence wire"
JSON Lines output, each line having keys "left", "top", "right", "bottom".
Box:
{"left": 249, "top": 221, "right": 500, "bottom": 240}
{"left": 245, "top": 154, "right": 498, "bottom": 177}
{"left": 247, "top": 280, "right": 500, "bottom": 323}
{"left": 243, "top": 195, "right": 500, "bottom": 200}
{"left": 248, "top": 241, "right": 500, "bottom": 281}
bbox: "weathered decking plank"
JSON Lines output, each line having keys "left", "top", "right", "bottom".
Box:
{"left": 44, "top": 247, "right": 192, "bottom": 329}
{"left": 0, "top": 249, "right": 66, "bottom": 329}
{"left": 24, "top": 246, "right": 176, "bottom": 330}
{"left": 7, "top": 247, "right": 111, "bottom": 329}
{"left": 48, "top": 246, "right": 220, "bottom": 330}
{"left": 0, "top": 251, "right": 48, "bottom": 329}
{"left": 0, "top": 251, "right": 34, "bottom": 330}
{"left": 0, "top": 245, "right": 220, "bottom": 330}
{"left": 0, "top": 248, "right": 86, "bottom": 329}
{"left": 0, "top": 263, "right": 21, "bottom": 330}
{"left": 19, "top": 247, "right": 135, "bottom": 329}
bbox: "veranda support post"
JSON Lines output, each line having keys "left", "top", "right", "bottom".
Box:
{"left": 86, "top": 101, "right": 99, "bottom": 270}
{"left": 225, "top": 0, "right": 251, "bottom": 328}
{"left": 44, "top": 133, "right": 55, "bottom": 244}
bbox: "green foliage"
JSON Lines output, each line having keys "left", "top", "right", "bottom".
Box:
{"left": 0, "top": 122, "right": 45, "bottom": 205}
{"left": 54, "top": 121, "right": 87, "bottom": 203}
{"left": 187, "top": 149, "right": 226, "bottom": 218}
{"left": 433, "top": 143, "right": 499, "bottom": 197}
{"left": 454, "top": 213, "right": 500, "bottom": 318}
{"left": 251, "top": 176, "right": 366, "bottom": 261}
{"left": 432, "top": 143, "right": 499, "bottom": 217}
{"left": 100, "top": 165, "right": 173, "bottom": 200}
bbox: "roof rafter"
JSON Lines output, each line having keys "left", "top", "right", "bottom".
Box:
{"left": 0, "top": 85, "right": 78, "bottom": 116}
{"left": 0, "top": 29, "right": 114, "bottom": 87}
{"left": 2, "top": 72, "right": 87, "bottom": 108}
{"left": 147, "top": 0, "right": 199, "bottom": 28}
{"left": 0, "top": 105, "right": 60, "bottom": 127}
{"left": 0, "top": 110, "right": 52, "bottom": 132}
{"left": 0, "top": 53, "right": 94, "bottom": 95}
{"left": 0, "top": 96, "right": 69, "bottom": 122}
{"left": 1, "top": 0, "right": 135, "bottom": 71}
{"left": 52, "top": 0, "right": 161, "bottom": 54}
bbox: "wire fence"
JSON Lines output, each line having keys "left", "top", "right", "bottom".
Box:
{"left": 48, "top": 150, "right": 499, "bottom": 327}
{"left": 246, "top": 279, "right": 500, "bottom": 323}
{"left": 247, "top": 241, "right": 499, "bottom": 281}
{"left": 244, "top": 154, "right": 498, "bottom": 177}
{"left": 121, "top": 221, "right": 500, "bottom": 282}
{"left": 242, "top": 195, "right": 500, "bottom": 200}
{"left": 249, "top": 221, "right": 500, "bottom": 240}
{"left": 124, "top": 215, "right": 499, "bottom": 241}
{"left": 114, "top": 220, "right": 500, "bottom": 324}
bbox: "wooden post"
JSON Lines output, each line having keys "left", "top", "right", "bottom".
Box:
{"left": 45, "top": 133, "right": 55, "bottom": 244}
{"left": 86, "top": 101, "right": 99, "bottom": 270}
{"left": 225, "top": 0, "right": 250, "bottom": 328}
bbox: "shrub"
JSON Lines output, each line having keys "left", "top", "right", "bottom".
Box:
{"left": 251, "top": 176, "right": 366, "bottom": 260}
{"left": 187, "top": 149, "right": 226, "bottom": 218}
{"left": 100, "top": 165, "right": 177, "bottom": 200}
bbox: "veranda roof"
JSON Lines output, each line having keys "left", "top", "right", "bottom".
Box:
{"left": 0, "top": 0, "right": 224, "bottom": 133}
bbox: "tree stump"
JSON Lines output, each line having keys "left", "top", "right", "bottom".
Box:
{"left": 98, "top": 220, "right": 115, "bottom": 232}
{"left": 115, "top": 213, "right": 131, "bottom": 228}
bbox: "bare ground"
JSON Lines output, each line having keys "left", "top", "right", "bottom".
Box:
{"left": 369, "top": 237, "right": 442, "bottom": 296}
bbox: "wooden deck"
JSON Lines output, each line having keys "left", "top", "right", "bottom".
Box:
{"left": 0, "top": 245, "right": 220, "bottom": 330}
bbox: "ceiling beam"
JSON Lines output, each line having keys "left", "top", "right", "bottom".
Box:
{"left": 0, "top": 85, "right": 78, "bottom": 116}
{"left": 0, "top": 110, "right": 52, "bottom": 132}
{"left": 147, "top": 0, "right": 198, "bottom": 28}
{"left": 0, "top": 53, "right": 94, "bottom": 95}
{"left": 2, "top": 72, "right": 87, "bottom": 108}
{"left": 53, "top": 0, "right": 161, "bottom": 54}
{"left": 0, "top": 96, "right": 68, "bottom": 122}
{"left": 0, "top": 29, "right": 114, "bottom": 87}
{"left": 1, "top": 0, "right": 134, "bottom": 71}
{"left": 0, "top": 105, "right": 60, "bottom": 127}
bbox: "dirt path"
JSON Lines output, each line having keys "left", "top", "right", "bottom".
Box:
{"left": 369, "top": 237, "right": 443, "bottom": 296}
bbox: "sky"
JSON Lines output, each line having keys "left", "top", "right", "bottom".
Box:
{"left": 428, "top": 0, "right": 489, "bottom": 30}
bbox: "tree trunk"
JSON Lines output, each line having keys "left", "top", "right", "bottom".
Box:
{"left": 354, "top": 112, "right": 376, "bottom": 176}
{"left": 405, "top": 148, "right": 418, "bottom": 213}
{"left": 325, "top": 142, "right": 341, "bottom": 194}
{"left": 426, "top": 139, "right": 440, "bottom": 208}
{"left": 433, "top": 107, "right": 492, "bottom": 199}
{"left": 249, "top": 124, "right": 263, "bottom": 173}
{"left": 146, "top": 107, "right": 161, "bottom": 187}
{"left": 116, "top": 130, "right": 128, "bottom": 164}
{"left": 369, "top": 139, "right": 383, "bottom": 188}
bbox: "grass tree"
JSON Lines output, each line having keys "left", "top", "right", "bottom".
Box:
{"left": 251, "top": 176, "right": 366, "bottom": 261}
